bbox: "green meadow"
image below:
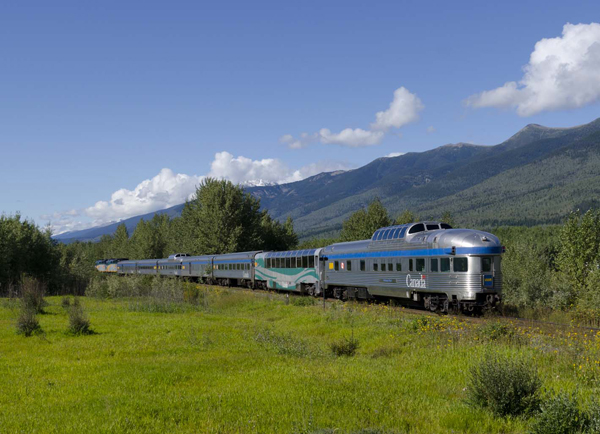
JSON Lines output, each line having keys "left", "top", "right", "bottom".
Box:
{"left": 1, "top": 287, "right": 599, "bottom": 434}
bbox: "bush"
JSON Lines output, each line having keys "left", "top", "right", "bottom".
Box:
{"left": 20, "top": 276, "right": 46, "bottom": 314}
{"left": 330, "top": 335, "right": 359, "bottom": 357}
{"left": 16, "top": 308, "right": 41, "bottom": 337}
{"left": 61, "top": 297, "right": 71, "bottom": 308}
{"left": 588, "top": 400, "right": 600, "bottom": 434}
{"left": 530, "top": 392, "right": 588, "bottom": 434}
{"left": 291, "top": 296, "right": 315, "bottom": 307}
{"left": 67, "top": 301, "right": 93, "bottom": 335}
{"left": 254, "top": 328, "right": 310, "bottom": 357}
{"left": 466, "top": 352, "right": 541, "bottom": 417}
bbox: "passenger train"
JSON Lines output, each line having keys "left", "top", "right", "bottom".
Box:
{"left": 97, "top": 222, "right": 503, "bottom": 313}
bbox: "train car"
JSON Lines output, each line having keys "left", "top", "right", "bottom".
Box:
{"left": 117, "top": 260, "right": 138, "bottom": 275}
{"left": 95, "top": 259, "right": 107, "bottom": 272}
{"left": 180, "top": 255, "right": 213, "bottom": 280}
{"left": 254, "top": 249, "right": 323, "bottom": 294}
{"left": 212, "top": 251, "right": 260, "bottom": 287}
{"left": 157, "top": 253, "right": 190, "bottom": 277}
{"left": 322, "top": 221, "right": 502, "bottom": 313}
{"left": 135, "top": 259, "right": 159, "bottom": 275}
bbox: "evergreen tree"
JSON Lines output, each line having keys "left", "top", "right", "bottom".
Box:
{"left": 110, "top": 223, "right": 130, "bottom": 258}
{"left": 395, "top": 210, "right": 417, "bottom": 225}
{"left": 340, "top": 198, "right": 391, "bottom": 241}
{"left": 179, "top": 178, "right": 264, "bottom": 254}
{"left": 441, "top": 211, "right": 455, "bottom": 227}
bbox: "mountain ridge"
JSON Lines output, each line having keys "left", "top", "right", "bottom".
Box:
{"left": 54, "top": 117, "right": 600, "bottom": 243}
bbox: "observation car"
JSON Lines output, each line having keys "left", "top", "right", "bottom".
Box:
{"left": 322, "top": 221, "right": 502, "bottom": 312}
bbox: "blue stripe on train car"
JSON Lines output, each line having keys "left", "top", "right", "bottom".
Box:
{"left": 326, "top": 246, "right": 502, "bottom": 260}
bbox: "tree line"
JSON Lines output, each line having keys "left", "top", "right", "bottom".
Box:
{"left": 3, "top": 183, "right": 600, "bottom": 313}
{"left": 0, "top": 179, "right": 298, "bottom": 295}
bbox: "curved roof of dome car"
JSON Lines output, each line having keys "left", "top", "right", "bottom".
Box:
{"left": 428, "top": 229, "right": 502, "bottom": 250}
{"left": 371, "top": 221, "right": 452, "bottom": 241}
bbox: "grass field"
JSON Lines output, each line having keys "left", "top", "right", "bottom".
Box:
{"left": 1, "top": 286, "right": 599, "bottom": 434}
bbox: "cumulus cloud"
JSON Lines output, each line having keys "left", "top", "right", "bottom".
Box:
{"left": 85, "top": 168, "right": 203, "bottom": 224}
{"left": 384, "top": 152, "right": 405, "bottom": 158}
{"left": 279, "top": 132, "right": 318, "bottom": 149}
{"left": 465, "top": 23, "right": 600, "bottom": 116}
{"left": 283, "top": 86, "right": 423, "bottom": 148}
{"left": 371, "top": 87, "right": 424, "bottom": 131}
{"left": 319, "top": 128, "right": 384, "bottom": 147}
{"left": 46, "top": 153, "right": 354, "bottom": 235}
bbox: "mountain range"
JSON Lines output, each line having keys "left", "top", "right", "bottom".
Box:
{"left": 54, "top": 117, "right": 600, "bottom": 243}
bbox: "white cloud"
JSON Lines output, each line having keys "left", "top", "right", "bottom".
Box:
{"left": 319, "top": 128, "right": 384, "bottom": 147}
{"left": 465, "top": 23, "right": 600, "bottom": 116}
{"left": 85, "top": 168, "right": 203, "bottom": 224}
{"left": 371, "top": 87, "right": 424, "bottom": 131}
{"left": 384, "top": 152, "right": 405, "bottom": 158}
{"left": 46, "top": 153, "right": 354, "bottom": 235}
{"left": 427, "top": 126, "right": 436, "bottom": 134}
{"left": 279, "top": 132, "right": 318, "bottom": 149}
{"left": 283, "top": 86, "right": 423, "bottom": 148}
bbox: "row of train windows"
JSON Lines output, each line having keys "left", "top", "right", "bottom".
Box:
{"left": 330, "top": 257, "right": 469, "bottom": 273}
{"left": 214, "top": 263, "right": 250, "bottom": 271}
{"left": 265, "top": 256, "right": 315, "bottom": 269}
{"left": 159, "top": 265, "right": 183, "bottom": 270}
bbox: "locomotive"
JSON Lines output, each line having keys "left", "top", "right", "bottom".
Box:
{"left": 99, "top": 221, "right": 503, "bottom": 313}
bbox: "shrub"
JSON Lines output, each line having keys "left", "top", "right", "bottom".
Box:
{"left": 86, "top": 277, "right": 110, "bottom": 298}
{"left": 477, "top": 321, "right": 525, "bottom": 345}
{"left": 330, "top": 335, "right": 359, "bottom": 357}
{"left": 466, "top": 352, "right": 541, "bottom": 417}
{"left": 530, "top": 392, "right": 588, "bottom": 434}
{"left": 61, "top": 297, "right": 71, "bottom": 308}
{"left": 254, "top": 328, "right": 310, "bottom": 357}
{"left": 292, "top": 296, "right": 315, "bottom": 307}
{"left": 20, "top": 276, "right": 46, "bottom": 314}
{"left": 588, "top": 400, "right": 600, "bottom": 434}
{"left": 16, "top": 308, "right": 41, "bottom": 337}
{"left": 67, "top": 301, "right": 93, "bottom": 335}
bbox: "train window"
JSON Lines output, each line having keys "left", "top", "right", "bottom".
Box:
{"left": 286, "top": 258, "right": 291, "bottom": 268}
{"left": 346, "top": 260, "right": 352, "bottom": 271}
{"left": 360, "top": 260, "right": 365, "bottom": 271}
{"left": 334, "top": 261, "right": 339, "bottom": 271}
{"left": 409, "top": 259, "right": 413, "bottom": 271}
{"left": 373, "top": 262, "right": 378, "bottom": 271}
{"left": 388, "top": 260, "right": 393, "bottom": 271}
{"left": 481, "top": 257, "right": 492, "bottom": 272}
{"left": 426, "top": 224, "right": 439, "bottom": 231}
{"left": 409, "top": 223, "right": 425, "bottom": 234}
{"left": 416, "top": 259, "right": 425, "bottom": 272}
{"left": 383, "top": 229, "right": 392, "bottom": 240}
{"left": 440, "top": 223, "right": 452, "bottom": 229}
{"left": 391, "top": 228, "right": 401, "bottom": 239}
{"left": 441, "top": 258, "right": 450, "bottom": 272}
{"left": 399, "top": 227, "right": 407, "bottom": 238}
{"left": 309, "top": 256, "right": 315, "bottom": 268}
{"left": 396, "top": 262, "right": 402, "bottom": 272}
{"left": 381, "top": 262, "right": 386, "bottom": 272}
{"left": 431, "top": 258, "right": 438, "bottom": 272}
{"left": 266, "top": 258, "right": 270, "bottom": 268}
{"left": 454, "top": 258, "right": 468, "bottom": 272}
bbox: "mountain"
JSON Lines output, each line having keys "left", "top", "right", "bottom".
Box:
{"left": 54, "top": 117, "right": 600, "bottom": 243}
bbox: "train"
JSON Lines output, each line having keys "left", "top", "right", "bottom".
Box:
{"left": 96, "top": 221, "right": 503, "bottom": 313}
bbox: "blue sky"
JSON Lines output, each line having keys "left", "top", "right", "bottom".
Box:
{"left": 2, "top": 0, "right": 600, "bottom": 233}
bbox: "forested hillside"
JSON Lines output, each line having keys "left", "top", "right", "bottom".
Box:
{"left": 54, "top": 117, "right": 600, "bottom": 242}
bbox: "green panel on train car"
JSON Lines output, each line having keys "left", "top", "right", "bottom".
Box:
{"left": 254, "top": 257, "right": 318, "bottom": 291}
